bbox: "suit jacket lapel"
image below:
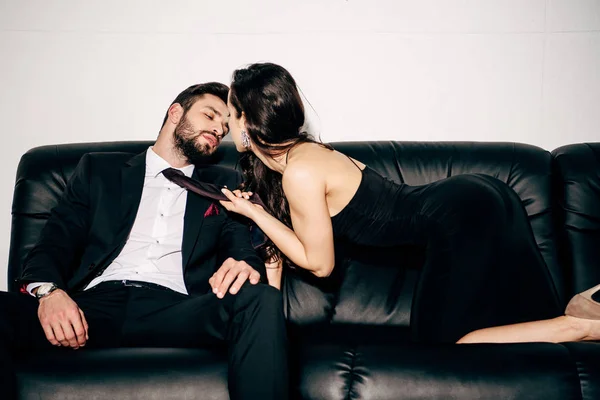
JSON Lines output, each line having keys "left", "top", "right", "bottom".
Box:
{"left": 119, "top": 151, "right": 146, "bottom": 236}
{"left": 182, "top": 168, "right": 211, "bottom": 269}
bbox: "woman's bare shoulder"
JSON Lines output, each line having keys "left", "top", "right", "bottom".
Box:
{"left": 282, "top": 145, "right": 331, "bottom": 188}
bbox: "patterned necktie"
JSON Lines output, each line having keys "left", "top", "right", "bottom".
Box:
{"left": 162, "top": 167, "right": 266, "bottom": 209}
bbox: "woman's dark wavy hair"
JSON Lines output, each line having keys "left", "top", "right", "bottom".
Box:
{"left": 230, "top": 62, "right": 331, "bottom": 267}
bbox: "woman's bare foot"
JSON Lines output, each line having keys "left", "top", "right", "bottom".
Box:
{"left": 564, "top": 284, "right": 600, "bottom": 341}
{"left": 570, "top": 315, "right": 600, "bottom": 341}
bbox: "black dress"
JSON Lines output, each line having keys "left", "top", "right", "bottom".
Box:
{"left": 331, "top": 164, "right": 562, "bottom": 343}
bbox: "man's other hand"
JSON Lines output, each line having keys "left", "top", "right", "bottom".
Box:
{"left": 37, "top": 289, "right": 89, "bottom": 349}
{"left": 209, "top": 258, "right": 261, "bottom": 298}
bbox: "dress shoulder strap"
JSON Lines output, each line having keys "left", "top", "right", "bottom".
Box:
{"left": 345, "top": 154, "right": 362, "bottom": 171}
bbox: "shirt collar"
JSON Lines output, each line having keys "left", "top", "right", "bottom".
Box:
{"left": 146, "top": 147, "right": 195, "bottom": 178}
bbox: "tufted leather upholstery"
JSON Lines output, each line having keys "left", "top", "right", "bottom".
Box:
{"left": 552, "top": 143, "right": 600, "bottom": 300}
{"left": 6, "top": 141, "right": 600, "bottom": 399}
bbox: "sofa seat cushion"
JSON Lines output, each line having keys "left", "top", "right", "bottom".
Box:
{"left": 15, "top": 348, "right": 228, "bottom": 400}
{"left": 294, "top": 342, "right": 594, "bottom": 400}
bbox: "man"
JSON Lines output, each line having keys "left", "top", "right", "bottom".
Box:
{"left": 0, "top": 83, "right": 288, "bottom": 399}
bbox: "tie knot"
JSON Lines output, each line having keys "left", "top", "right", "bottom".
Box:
{"left": 162, "top": 168, "right": 185, "bottom": 180}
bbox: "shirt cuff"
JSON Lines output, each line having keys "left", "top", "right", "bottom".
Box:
{"left": 26, "top": 282, "right": 48, "bottom": 297}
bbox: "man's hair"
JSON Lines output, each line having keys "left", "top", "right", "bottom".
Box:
{"left": 161, "top": 82, "right": 229, "bottom": 128}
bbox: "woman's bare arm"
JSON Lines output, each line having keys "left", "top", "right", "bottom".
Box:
{"left": 220, "top": 161, "right": 335, "bottom": 277}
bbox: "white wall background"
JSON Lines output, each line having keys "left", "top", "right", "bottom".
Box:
{"left": 0, "top": 0, "right": 599, "bottom": 290}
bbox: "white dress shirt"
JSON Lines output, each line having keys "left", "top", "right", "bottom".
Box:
{"left": 28, "top": 147, "right": 193, "bottom": 296}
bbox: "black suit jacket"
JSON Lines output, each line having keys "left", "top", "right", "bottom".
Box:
{"left": 19, "top": 150, "right": 266, "bottom": 296}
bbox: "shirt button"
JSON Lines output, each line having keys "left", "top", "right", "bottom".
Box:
{"left": 156, "top": 240, "right": 160, "bottom": 244}
{"left": 167, "top": 187, "right": 171, "bottom": 191}
{"left": 160, "top": 213, "right": 164, "bottom": 217}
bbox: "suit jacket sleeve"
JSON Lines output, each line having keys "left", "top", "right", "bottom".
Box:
{"left": 216, "top": 170, "right": 267, "bottom": 282}
{"left": 19, "top": 154, "right": 92, "bottom": 289}
{"left": 217, "top": 215, "right": 267, "bottom": 282}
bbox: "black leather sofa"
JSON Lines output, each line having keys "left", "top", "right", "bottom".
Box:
{"left": 6, "top": 141, "right": 600, "bottom": 400}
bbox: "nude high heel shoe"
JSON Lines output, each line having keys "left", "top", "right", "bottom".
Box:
{"left": 565, "top": 283, "right": 600, "bottom": 320}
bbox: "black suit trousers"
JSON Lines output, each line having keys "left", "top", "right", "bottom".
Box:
{"left": 0, "top": 282, "right": 288, "bottom": 400}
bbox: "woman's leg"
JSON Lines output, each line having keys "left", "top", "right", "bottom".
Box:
{"left": 456, "top": 315, "right": 599, "bottom": 344}
{"left": 411, "top": 174, "right": 562, "bottom": 343}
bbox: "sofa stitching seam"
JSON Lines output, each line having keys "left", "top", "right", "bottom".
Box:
{"left": 557, "top": 342, "right": 585, "bottom": 400}
{"left": 344, "top": 346, "right": 358, "bottom": 400}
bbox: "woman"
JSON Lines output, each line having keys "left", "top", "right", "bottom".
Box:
{"left": 218, "top": 62, "right": 600, "bottom": 344}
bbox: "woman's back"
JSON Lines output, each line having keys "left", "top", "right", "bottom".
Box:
{"left": 285, "top": 143, "right": 365, "bottom": 217}
{"left": 329, "top": 165, "right": 428, "bottom": 247}
{"left": 286, "top": 143, "right": 428, "bottom": 248}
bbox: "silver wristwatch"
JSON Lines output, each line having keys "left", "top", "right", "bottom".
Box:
{"left": 35, "top": 283, "right": 58, "bottom": 299}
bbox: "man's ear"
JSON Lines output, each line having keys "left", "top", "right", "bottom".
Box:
{"left": 167, "top": 103, "right": 184, "bottom": 125}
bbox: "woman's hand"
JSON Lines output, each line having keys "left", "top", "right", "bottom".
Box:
{"left": 220, "top": 188, "right": 264, "bottom": 219}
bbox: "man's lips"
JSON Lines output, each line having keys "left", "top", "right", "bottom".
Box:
{"left": 202, "top": 134, "right": 218, "bottom": 147}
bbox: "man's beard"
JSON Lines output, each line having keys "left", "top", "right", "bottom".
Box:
{"left": 173, "top": 115, "right": 217, "bottom": 164}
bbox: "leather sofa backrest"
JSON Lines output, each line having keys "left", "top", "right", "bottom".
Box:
{"left": 552, "top": 143, "right": 600, "bottom": 299}
{"left": 8, "top": 141, "right": 563, "bottom": 330}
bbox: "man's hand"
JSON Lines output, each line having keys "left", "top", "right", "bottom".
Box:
{"left": 37, "top": 289, "right": 89, "bottom": 349}
{"left": 209, "top": 258, "right": 261, "bottom": 298}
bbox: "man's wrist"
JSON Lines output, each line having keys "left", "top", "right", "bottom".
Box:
{"left": 35, "top": 282, "right": 59, "bottom": 299}
{"left": 38, "top": 288, "right": 61, "bottom": 302}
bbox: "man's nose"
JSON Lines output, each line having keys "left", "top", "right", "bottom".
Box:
{"left": 213, "top": 128, "right": 223, "bottom": 140}
{"left": 211, "top": 125, "right": 223, "bottom": 138}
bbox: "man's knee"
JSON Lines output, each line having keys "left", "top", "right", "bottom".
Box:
{"left": 232, "top": 283, "right": 283, "bottom": 314}
{"left": 0, "top": 291, "right": 34, "bottom": 319}
{"left": 0, "top": 291, "right": 36, "bottom": 344}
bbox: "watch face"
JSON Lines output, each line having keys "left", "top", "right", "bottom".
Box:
{"left": 37, "top": 284, "right": 55, "bottom": 297}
